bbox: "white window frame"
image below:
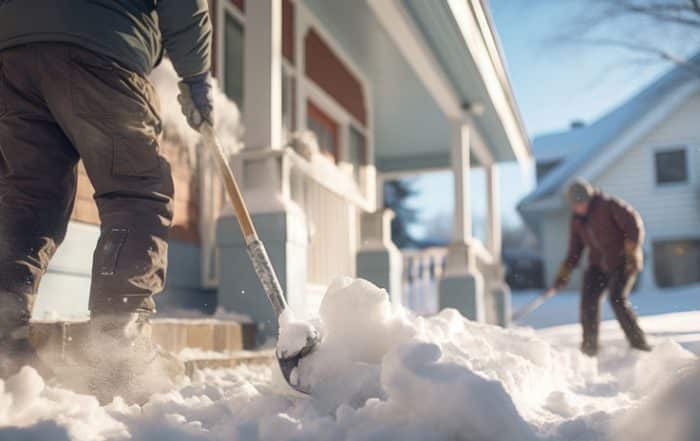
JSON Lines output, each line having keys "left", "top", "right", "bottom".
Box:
{"left": 650, "top": 144, "right": 693, "bottom": 189}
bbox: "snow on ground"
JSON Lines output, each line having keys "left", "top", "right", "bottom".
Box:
{"left": 1, "top": 277, "right": 699, "bottom": 441}
{"left": 512, "top": 283, "right": 700, "bottom": 328}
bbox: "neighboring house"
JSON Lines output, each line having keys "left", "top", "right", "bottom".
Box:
{"left": 519, "top": 55, "right": 700, "bottom": 292}
{"left": 34, "top": 0, "right": 530, "bottom": 336}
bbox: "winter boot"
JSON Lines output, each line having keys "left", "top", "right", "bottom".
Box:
{"left": 580, "top": 340, "right": 598, "bottom": 357}
{"left": 630, "top": 342, "right": 653, "bottom": 352}
{"left": 77, "top": 313, "right": 185, "bottom": 404}
{"left": 0, "top": 325, "right": 52, "bottom": 379}
{"left": 0, "top": 297, "right": 51, "bottom": 379}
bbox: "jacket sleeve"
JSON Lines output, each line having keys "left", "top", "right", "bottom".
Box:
{"left": 609, "top": 198, "right": 644, "bottom": 245}
{"left": 562, "top": 217, "right": 585, "bottom": 271}
{"left": 157, "top": 0, "right": 212, "bottom": 79}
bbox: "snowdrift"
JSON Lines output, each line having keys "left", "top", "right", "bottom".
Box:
{"left": 0, "top": 277, "right": 698, "bottom": 441}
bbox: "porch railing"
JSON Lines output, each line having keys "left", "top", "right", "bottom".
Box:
{"left": 402, "top": 247, "right": 447, "bottom": 315}
{"left": 401, "top": 241, "right": 499, "bottom": 316}
{"left": 234, "top": 146, "right": 374, "bottom": 289}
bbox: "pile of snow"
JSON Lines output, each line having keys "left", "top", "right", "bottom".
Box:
{"left": 1, "top": 277, "right": 699, "bottom": 440}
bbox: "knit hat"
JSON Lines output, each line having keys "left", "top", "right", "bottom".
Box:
{"left": 567, "top": 178, "right": 594, "bottom": 205}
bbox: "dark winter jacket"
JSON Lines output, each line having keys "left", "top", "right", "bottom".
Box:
{"left": 561, "top": 192, "right": 644, "bottom": 274}
{"left": 0, "top": 0, "right": 211, "bottom": 78}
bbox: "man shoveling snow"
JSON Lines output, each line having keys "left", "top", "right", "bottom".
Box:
{"left": 0, "top": 0, "right": 215, "bottom": 402}
{"left": 550, "top": 179, "right": 651, "bottom": 356}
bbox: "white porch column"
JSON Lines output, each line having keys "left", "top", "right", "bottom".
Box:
{"left": 356, "top": 209, "right": 403, "bottom": 306}
{"left": 243, "top": 0, "right": 283, "bottom": 150}
{"left": 486, "top": 164, "right": 511, "bottom": 326}
{"left": 451, "top": 122, "right": 472, "bottom": 246}
{"left": 486, "top": 165, "right": 501, "bottom": 258}
{"left": 439, "top": 118, "right": 484, "bottom": 321}
{"left": 219, "top": 1, "right": 308, "bottom": 340}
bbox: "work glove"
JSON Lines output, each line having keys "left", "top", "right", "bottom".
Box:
{"left": 178, "top": 72, "right": 214, "bottom": 131}
{"left": 553, "top": 263, "right": 572, "bottom": 290}
{"left": 623, "top": 240, "right": 643, "bottom": 275}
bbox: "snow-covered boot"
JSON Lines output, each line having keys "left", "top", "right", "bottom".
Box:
{"left": 0, "top": 325, "right": 51, "bottom": 379}
{"left": 631, "top": 342, "right": 652, "bottom": 352}
{"left": 580, "top": 340, "right": 598, "bottom": 357}
{"left": 79, "top": 313, "right": 185, "bottom": 404}
{"left": 0, "top": 299, "right": 51, "bottom": 379}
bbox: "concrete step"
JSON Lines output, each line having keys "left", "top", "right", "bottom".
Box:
{"left": 28, "top": 317, "right": 258, "bottom": 363}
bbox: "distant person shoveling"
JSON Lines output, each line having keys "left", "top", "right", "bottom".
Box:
{"left": 545, "top": 179, "right": 652, "bottom": 356}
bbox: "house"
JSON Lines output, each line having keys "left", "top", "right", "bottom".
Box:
{"left": 519, "top": 55, "right": 700, "bottom": 291}
{"left": 32, "top": 0, "right": 530, "bottom": 338}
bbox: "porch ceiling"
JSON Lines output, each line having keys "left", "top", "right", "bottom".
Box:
{"left": 402, "top": 0, "right": 530, "bottom": 166}
{"left": 302, "top": 0, "right": 453, "bottom": 173}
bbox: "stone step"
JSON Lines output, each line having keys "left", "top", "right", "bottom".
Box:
{"left": 183, "top": 349, "right": 276, "bottom": 377}
{"left": 29, "top": 318, "right": 258, "bottom": 362}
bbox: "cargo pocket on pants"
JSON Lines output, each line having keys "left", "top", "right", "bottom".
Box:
{"left": 95, "top": 228, "right": 129, "bottom": 276}
{"left": 113, "top": 136, "right": 161, "bottom": 178}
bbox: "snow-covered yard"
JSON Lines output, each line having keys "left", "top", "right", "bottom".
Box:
{"left": 1, "top": 278, "right": 698, "bottom": 441}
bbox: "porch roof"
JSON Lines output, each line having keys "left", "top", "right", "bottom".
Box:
{"left": 303, "top": 0, "right": 530, "bottom": 174}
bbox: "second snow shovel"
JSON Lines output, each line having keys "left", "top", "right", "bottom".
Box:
{"left": 199, "top": 122, "right": 320, "bottom": 394}
{"left": 511, "top": 288, "right": 557, "bottom": 323}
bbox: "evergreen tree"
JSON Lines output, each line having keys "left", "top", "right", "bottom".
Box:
{"left": 383, "top": 179, "right": 419, "bottom": 248}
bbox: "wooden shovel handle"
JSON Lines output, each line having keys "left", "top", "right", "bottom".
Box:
{"left": 200, "top": 123, "right": 258, "bottom": 242}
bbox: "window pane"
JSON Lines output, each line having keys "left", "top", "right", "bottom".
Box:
{"left": 224, "top": 14, "right": 244, "bottom": 106}
{"left": 653, "top": 239, "right": 700, "bottom": 287}
{"left": 307, "top": 101, "right": 338, "bottom": 161}
{"left": 536, "top": 160, "right": 561, "bottom": 183}
{"left": 655, "top": 149, "right": 688, "bottom": 184}
{"left": 348, "top": 126, "right": 366, "bottom": 182}
{"left": 281, "top": 68, "right": 296, "bottom": 134}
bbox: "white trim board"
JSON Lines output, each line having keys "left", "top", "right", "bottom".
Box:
{"left": 446, "top": 0, "right": 530, "bottom": 166}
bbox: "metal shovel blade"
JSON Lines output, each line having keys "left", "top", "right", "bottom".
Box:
{"left": 276, "top": 332, "right": 322, "bottom": 394}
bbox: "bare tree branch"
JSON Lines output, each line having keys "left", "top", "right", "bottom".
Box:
{"left": 578, "top": 37, "right": 700, "bottom": 76}
{"left": 614, "top": 0, "right": 700, "bottom": 27}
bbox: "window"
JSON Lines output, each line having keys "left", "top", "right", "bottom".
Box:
{"left": 653, "top": 239, "right": 700, "bottom": 287}
{"left": 224, "top": 13, "right": 244, "bottom": 106}
{"left": 282, "top": 66, "right": 296, "bottom": 136}
{"left": 348, "top": 126, "right": 367, "bottom": 182}
{"left": 654, "top": 148, "right": 688, "bottom": 185}
{"left": 536, "top": 160, "right": 561, "bottom": 183}
{"left": 307, "top": 101, "right": 339, "bottom": 162}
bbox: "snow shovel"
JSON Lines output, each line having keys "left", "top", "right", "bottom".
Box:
{"left": 511, "top": 288, "right": 557, "bottom": 323}
{"left": 199, "top": 122, "right": 320, "bottom": 393}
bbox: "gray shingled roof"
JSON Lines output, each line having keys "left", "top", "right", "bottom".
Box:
{"left": 519, "top": 54, "right": 700, "bottom": 212}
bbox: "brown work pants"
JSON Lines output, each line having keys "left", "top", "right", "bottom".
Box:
{"left": 0, "top": 43, "right": 173, "bottom": 329}
{"left": 580, "top": 265, "right": 648, "bottom": 353}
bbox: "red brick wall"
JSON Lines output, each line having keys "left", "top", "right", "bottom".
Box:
{"left": 305, "top": 29, "right": 367, "bottom": 126}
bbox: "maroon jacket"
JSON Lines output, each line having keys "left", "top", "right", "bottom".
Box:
{"left": 562, "top": 193, "right": 644, "bottom": 274}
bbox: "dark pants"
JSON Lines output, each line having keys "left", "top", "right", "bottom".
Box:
{"left": 580, "top": 266, "right": 648, "bottom": 353}
{"left": 0, "top": 43, "right": 173, "bottom": 329}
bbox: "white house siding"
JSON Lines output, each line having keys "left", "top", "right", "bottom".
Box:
{"left": 592, "top": 91, "right": 700, "bottom": 288}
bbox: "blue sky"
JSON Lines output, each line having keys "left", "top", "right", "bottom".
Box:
{"left": 407, "top": 0, "right": 677, "bottom": 241}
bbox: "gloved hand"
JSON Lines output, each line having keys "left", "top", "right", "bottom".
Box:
{"left": 177, "top": 72, "right": 214, "bottom": 131}
{"left": 623, "top": 240, "right": 643, "bottom": 275}
{"left": 553, "top": 263, "right": 572, "bottom": 290}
